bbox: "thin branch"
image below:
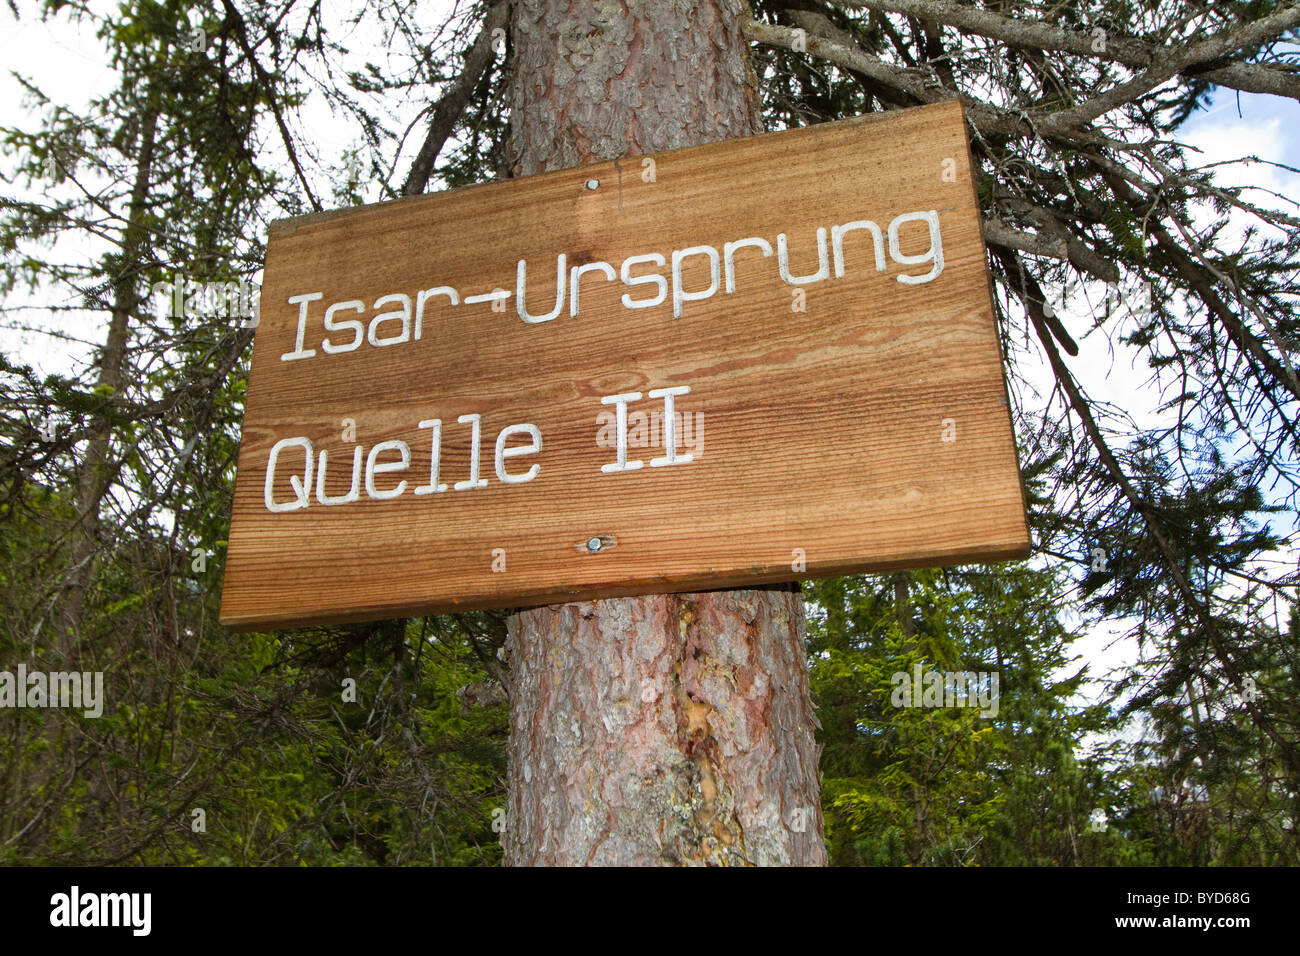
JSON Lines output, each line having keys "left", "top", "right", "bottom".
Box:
{"left": 832, "top": 0, "right": 1300, "bottom": 101}
{"left": 1038, "top": 5, "right": 1300, "bottom": 133}
{"left": 402, "top": 2, "right": 508, "bottom": 196}
{"left": 220, "top": 0, "right": 322, "bottom": 211}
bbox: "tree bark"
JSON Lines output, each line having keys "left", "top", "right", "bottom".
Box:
{"left": 501, "top": 0, "right": 826, "bottom": 866}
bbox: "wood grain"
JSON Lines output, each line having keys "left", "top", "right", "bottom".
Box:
{"left": 219, "top": 100, "right": 1030, "bottom": 630}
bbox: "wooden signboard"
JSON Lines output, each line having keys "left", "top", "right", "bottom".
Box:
{"left": 219, "top": 100, "right": 1030, "bottom": 630}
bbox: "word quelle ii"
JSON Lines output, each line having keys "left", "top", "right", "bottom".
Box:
{"left": 263, "top": 386, "right": 693, "bottom": 513}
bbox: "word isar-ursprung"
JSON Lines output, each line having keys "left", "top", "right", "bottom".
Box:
{"left": 276, "top": 209, "right": 945, "bottom": 362}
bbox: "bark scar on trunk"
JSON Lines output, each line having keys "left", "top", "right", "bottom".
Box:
{"left": 672, "top": 595, "right": 750, "bottom": 864}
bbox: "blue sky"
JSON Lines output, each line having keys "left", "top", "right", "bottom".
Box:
{"left": 1186, "top": 86, "right": 1300, "bottom": 165}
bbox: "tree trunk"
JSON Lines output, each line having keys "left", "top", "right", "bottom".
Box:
{"left": 61, "top": 91, "right": 160, "bottom": 658}
{"left": 502, "top": 0, "right": 826, "bottom": 866}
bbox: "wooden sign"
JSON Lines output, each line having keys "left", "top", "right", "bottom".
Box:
{"left": 219, "top": 100, "right": 1030, "bottom": 630}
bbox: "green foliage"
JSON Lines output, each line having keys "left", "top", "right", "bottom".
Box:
{"left": 0, "top": 0, "right": 509, "bottom": 865}
{"left": 809, "top": 563, "right": 1127, "bottom": 865}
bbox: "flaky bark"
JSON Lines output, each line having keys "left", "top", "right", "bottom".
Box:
{"left": 505, "top": 0, "right": 762, "bottom": 177}
{"left": 502, "top": 0, "right": 825, "bottom": 866}
{"left": 505, "top": 591, "right": 824, "bottom": 865}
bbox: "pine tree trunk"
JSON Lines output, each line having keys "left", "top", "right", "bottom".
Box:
{"left": 61, "top": 93, "right": 160, "bottom": 658}
{"left": 502, "top": 0, "right": 826, "bottom": 866}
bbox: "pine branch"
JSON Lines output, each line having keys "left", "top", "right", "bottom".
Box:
{"left": 998, "top": 246, "right": 1300, "bottom": 781}
{"left": 1038, "top": 5, "right": 1300, "bottom": 133}
{"left": 832, "top": 0, "right": 1300, "bottom": 101}
{"left": 402, "top": 2, "right": 509, "bottom": 196}
{"left": 220, "top": 0, "right": 322, "bottom": 212}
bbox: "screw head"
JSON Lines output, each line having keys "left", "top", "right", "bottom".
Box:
{"left": 585, "top": 179, "right": 599, "bottom": 190}
{"left": 586, "top": 537, "right": 602, "bottom": 552}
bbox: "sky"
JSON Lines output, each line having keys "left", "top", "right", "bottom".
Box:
{"left": 1, "top": 3, "right": 1296, "bottom": 729}
{"left": 1052, "top": 87, "right": 1300, "bottom": 716}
